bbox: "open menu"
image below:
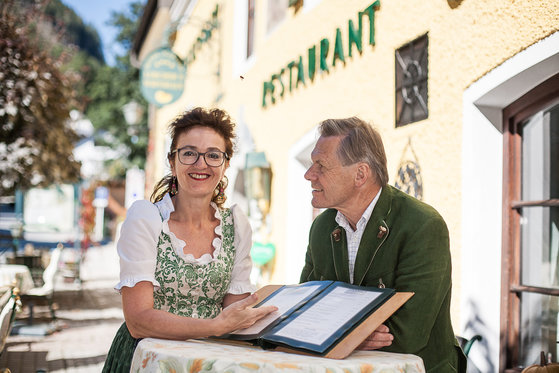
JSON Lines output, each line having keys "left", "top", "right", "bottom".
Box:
{"left": 217, "top": 281, "right": 413, "bottom": 359}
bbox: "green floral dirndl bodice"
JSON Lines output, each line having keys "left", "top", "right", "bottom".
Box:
{"left": 153, "top": 207, "right": 236, "bottom": 319}
{"left": 102, "top": 206, "right": 237, "bottom": 373}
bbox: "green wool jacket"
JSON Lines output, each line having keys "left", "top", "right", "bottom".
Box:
{"left": 300, "top": 185, "right": 467, "bottom": 373}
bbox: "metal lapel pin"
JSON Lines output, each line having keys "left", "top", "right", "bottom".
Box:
{"left": 377, "top": 225, "right": 387, "bottom": 238}
{"left": 332, "top": 228, "right": 342, "bottom": 242}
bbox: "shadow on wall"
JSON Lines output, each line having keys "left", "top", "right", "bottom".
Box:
{"left": 463, "top": 299, "right": 495, "bottom": 373}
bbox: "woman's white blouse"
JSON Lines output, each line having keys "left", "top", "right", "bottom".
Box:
{"left": 115, "top": 194, "right": 255, "bottom": 295}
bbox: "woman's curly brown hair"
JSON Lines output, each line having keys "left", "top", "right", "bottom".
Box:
{"left": 151, "top": 107, "right": 236, "bottom": 206}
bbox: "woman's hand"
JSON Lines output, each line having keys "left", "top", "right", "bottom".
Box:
{"left": 214, "top": 293, "right": 278, "bottom": 336}
{"left": 357, "top": 324, "right": 394, "bottom": 350}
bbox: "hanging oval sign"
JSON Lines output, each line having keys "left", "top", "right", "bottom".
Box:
{"left": 251, "top": 241, "right": 276, "bottom": 266}
{"left": 140, "top": 48, "right": 186, "bottom": 107}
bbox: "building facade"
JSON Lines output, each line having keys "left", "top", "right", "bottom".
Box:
{"left": 131, "top": 0, "right": 559, "bottom": 371}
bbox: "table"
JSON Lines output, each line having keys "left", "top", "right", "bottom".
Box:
{"left": 130, "top": 338, "right": 426, "bottom": 373}
{"left": 0, "top": 264, "right": 35, "bottom": 293}
{"left": 12, "top": 254, "right": 43, "bottom": 286}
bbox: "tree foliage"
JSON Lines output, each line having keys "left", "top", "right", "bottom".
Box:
{"left": 0, "top": 0, "right": 81, "bottom": 195}
{"left": 83, "top": 1, "right": 148, "bottom": 178}
{"left": 110, "top": 2, "right": 146, "bottom": 55}
{"left": 0, "top": 0, "right": 148, "bottom": 194}
{"left": 43, "top": 0, "right": 105, "bottom": 63}
{"left": 16, "top": 0, "right": 105, "bottom": 63}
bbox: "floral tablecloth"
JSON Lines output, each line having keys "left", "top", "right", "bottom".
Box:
{"left": 130, "top": 338, "right": 426, "bottom": 373}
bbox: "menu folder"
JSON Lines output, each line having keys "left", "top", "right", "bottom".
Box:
{"left": 216, "top": 280, "right": 413, "bottom": 359}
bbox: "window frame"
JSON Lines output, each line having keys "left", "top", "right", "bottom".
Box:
{"left": 247, "top": 0, "right": 255, "bottom": 58}
{"left": 501, "top": 72, "right": 559, "bottom": 372}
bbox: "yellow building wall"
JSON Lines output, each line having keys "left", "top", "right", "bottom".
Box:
{"left": 146, "top": 0, "right": 559, "bottom": 328}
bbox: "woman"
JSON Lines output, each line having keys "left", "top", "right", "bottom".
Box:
{"left": 103, "top": 107, "right": 276, "bottom": 372}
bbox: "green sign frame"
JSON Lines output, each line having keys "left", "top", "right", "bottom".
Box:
{"left": 140, "top": 48, "right": 186, "bottom": 107}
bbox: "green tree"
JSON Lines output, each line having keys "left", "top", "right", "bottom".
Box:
{"left": 0, "top": 0, "right": 81, "bottom": 195}
{"left": 84, "top": 1, "right": 148, "bottom": 178}
{"left": 0, "top": 0, "right": 148, "bottom": 191}
{"left": 44, "top": 0, "right": 105, "bottom": 63}
{"left": 110, "top": 1, "right": 146, "bottom": 56}
{"left": 17, "top": 0, "right": 105, "bottom": 63}
{"left": 39, "top": 0, "right": 107, "bottom": 113}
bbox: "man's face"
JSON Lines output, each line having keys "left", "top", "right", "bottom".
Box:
{"left": 304, "top": 135, "right": 358, "bottom": 210}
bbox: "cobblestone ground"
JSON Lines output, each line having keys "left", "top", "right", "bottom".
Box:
{"left": 0, "top": 243, "right": 124, "bottom": 373}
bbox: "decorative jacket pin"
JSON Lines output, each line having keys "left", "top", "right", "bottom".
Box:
{"left": 377, "top": 226, "right": 387, "bottom": 238}
{"left": 332, "top": 228, "right": 341, "bottom": 242}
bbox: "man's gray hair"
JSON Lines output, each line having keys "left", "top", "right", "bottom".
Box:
{"left": 318, "top": 117, "right": 388, "bottom": 186}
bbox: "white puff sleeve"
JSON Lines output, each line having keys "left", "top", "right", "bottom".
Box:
{"left": 228, "top": 205, "right": 256, "bottom": 294}
{"left": 115, "top": 200, "right": 163, "bottom": 291}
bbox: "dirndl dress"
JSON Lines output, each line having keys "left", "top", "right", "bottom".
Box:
{"left": 102, "top": 208, "right": 236, "bottom": 373}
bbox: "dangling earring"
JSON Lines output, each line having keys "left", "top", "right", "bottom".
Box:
{"left": 170, "top": 176, "right": 178, "bottom": 196}
{"left": 214, "top": 176, "right": 228, "bottom": 205}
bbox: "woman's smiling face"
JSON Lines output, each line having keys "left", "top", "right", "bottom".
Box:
{"left": 170, "top": 126, "right": 228, "bottom": 199}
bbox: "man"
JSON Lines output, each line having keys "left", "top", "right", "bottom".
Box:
{"left": 300, "top": 117, "right": 466, "bottom": 372}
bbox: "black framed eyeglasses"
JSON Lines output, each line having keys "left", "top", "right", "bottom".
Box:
{"left": 169, "top": 147, "right": 229, "bottom": 167}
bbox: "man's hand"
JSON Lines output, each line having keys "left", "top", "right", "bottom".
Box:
{"left": 357, "top": 324, "right": 393, "bottom": 350}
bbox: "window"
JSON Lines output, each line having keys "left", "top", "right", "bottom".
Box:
{"left": 502, "top": 73, "right": 559, "bottom": 370}
{"left": 233, "top": 0, "right": 256, "bottom": 76}
{"left": 395, "top": 34, "right": 428, "bottom": 127}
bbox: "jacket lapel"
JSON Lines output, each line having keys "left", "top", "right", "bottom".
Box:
{"left": 330, "top": 226, "right": 351, "bottom": 283}
{"left": 354, "top": 187, "right": 393, "bottom": 286}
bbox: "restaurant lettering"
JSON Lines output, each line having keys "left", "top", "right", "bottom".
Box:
{"left": 262, "top": 1, "right": 380, "bottom": 107}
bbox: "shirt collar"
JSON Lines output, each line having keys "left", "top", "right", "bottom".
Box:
{"left": 154, "top": 193, "right": 175, "bottom": 221}
{"left": 155, "top": 193, "right": 220, "bottom": 221}
{"left": 335, "top": 187, "right": 382, "bottom": 232}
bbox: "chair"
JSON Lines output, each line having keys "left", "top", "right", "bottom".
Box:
{"left": 0, "top": 288, "right": 19, "bottom": 354}
{"left": 20, "top": 244, "right": 63, "bottom": 324}
{"left": 457, "top": 334, "right": 482, "bottom": 356}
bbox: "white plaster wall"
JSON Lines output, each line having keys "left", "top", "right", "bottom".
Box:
{"left": 462, "top": 31, "right": 559, "bottom": 372}
{"left": 461, "top": 96, "right": 503, "bottom": 373}
{"left": 284, "top": 127, "right": 318, "bottom": 284}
